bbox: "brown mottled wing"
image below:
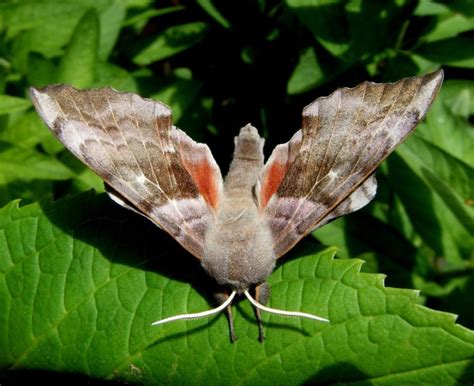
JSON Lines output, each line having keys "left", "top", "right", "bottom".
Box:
{"left": 260, "top": 70, "right": 444, "bottom": 258}
{"left": 30, "top": 85, "right": 223, "bottom": 259}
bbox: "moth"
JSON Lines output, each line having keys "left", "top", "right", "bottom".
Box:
{"left": 30, "top": 70, "right": 443, "bottom": 342}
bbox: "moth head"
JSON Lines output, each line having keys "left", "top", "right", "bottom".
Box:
{"left": 233, "top": 124, "right": 265, "bottom": 161}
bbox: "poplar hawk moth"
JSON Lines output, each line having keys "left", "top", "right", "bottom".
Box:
{"left": 30, "top": 70, "right": 443, "bottom": 341}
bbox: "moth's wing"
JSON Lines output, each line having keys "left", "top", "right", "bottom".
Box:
{"left": 30, "top": 85, "right": 223, "bottom": 259}
{"left": 259, "top": 70, "right": 443, "bottom": 258}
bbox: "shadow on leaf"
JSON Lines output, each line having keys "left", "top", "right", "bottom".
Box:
{"left": 0, "top": 369, "right": 133, "bottom": 386}
{"left": 303, "top": 362, "right": 371, "bottom": 385}
{"left": 38, "top": 190, "right": 221, "bottom": 309}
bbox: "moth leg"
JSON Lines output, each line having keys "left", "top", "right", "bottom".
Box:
{"left": 225, "top": 302, "right": 238, "bottom": 343}
{"left": 216, "top": 292, "right": 238, "bottom": 342}
{"left": 254, "top": 283, "right": 270, "bottom": 342}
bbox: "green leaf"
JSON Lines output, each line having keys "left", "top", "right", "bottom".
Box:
{"left": 446, "top": 0, "right": 474, "bottom": 17}
{"left": 151, "top": 78, "right": 203, "bottom": 123}
{"left": 0, "top": 174, "right": 52, "bottom": 207}
{"left": 397, "top": 136, "right": 473, "bottom": 233}
{"left": 416, "top": 37, "right": 474, "bottom": 68}
{"left": 26, "top": 54, "right": 57, "bottom": 87}
{"left": 0, "top": 142, "right": 74, "bottom": 180}
{"left": 93, "top": 62, "right": 138, "bottom": 92}
{"left": 344, "top": 0, "right": 411, "bottom": 60}
{"left": 123, "top": 6, "right": 184, "bottom": 29}
{"left": 133, "top": 22, "right": 208, "bottom": 65}
{"left": 1, "top": 1, "right": 127, "bottom": 61}
{"left": 441, "top": 79, "right": 474, "bottom": 118}
{"left": 1, "top": 2, "right": 87, "bottom": 51}
{"left": 196, "top": 0, "right": 231, "bottom": 29}
{"left": 0, "top": 95, "right": 31, "bottom": 115}
{"left": 57, "top": 151, "right": 104, "bottom": 194}
{"left": 421, "top": 12, "right": 474, "bottom": 43}
{"left": 57, "top": 9, "right": 99, "bottom": 88}
{"left": 418, "top": 86, "right": 474, "bottom": 166}
{"left": 287, "top": 47, "right": 325, "bottom": 94}
{"left": 286, "top": 0, "right": 412, "bottom": 62}
{"left": 1, "top": 192, "right": 473, "bottom": 384}
{"left": 415, "top": 0, "right": 451, "bottom": 16}
{"left": 98, "top": 0, "right": 126, "bottom": 60}
{"left": 314, "top": 208, "right": 419, "bottom": 281}
{"left": 387, "top": 137, "right": 473, "bottom": 266}
{"left": 0, "top": 111, "right": 50, "bottom": 148}
{"left": 417, "top": 130, "right": 472, "bottom": 199}
{"left": 285, "top": 0, "right": 349, "bottom": 58}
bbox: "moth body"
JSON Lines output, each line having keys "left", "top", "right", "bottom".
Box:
{"left": 202, "top": 124, "right": 276, "bottom": 291}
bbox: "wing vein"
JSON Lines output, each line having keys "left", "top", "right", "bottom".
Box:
{"left": 153, "top": 102, "right": 177, "bottom": 194}
{"left": 65, "top": 89, "right": 124, "bottom": 179}
{"left": 325, "top": 79, "right": 419, "bottom": 199}
{"left": 103, "top": 93, "right": 143, "bottom": 177}
{"left": 325, "top": 82, "right": 368, "bottom": 176}
{"left": 130, "top": 96, "right": 159, "bottom": 185}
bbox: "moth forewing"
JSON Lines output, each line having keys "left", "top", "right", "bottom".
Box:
{"left": 30, "top": 70, "right": 443, "bottom": 342}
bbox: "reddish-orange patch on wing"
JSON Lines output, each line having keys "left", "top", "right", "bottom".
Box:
{"left": 260, "top": 161, "right": 287, "bottom": 209}
{"left": 184, "top": 160, "right": 220, "bottom": 210}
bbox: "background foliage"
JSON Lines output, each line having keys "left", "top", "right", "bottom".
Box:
{"left": 0, "top": 0, "right": 473, "bottom": 384}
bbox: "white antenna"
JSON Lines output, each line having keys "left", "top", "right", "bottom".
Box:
{"left": 244, "top": 290, "right": 329, "bottom": 323}
{"left": 151, "top": 291, "right": 237, "bottom": 326}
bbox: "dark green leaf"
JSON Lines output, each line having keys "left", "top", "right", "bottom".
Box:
{"left": 0, "top": 175, "right": 52, "bottom": 207}
{"left": 415, "top": 0, "right": 451, "bottom": 16}
{"left": 196, "top": 0, "right": 231, "bottom": 29}
{"left": 26, "top": 54, "right": 57, "bottom": 87}
{"left": 416, "top": 37, "right": 474, "bottom": 68}
{"left": 387, "top": 138, "right": 473, "bottom": 266}
{"left": 397, "top": 136, "right": 473, "bottom": 234}
{"left": 285, "top": 0, "right": 349, "bottom": 58}
{"left": 123, "top": 6, "right": 184, "bottom": 28}
{"left": 421, "top": 12, "right": 474, "bottom": 43}
{"left": 133, "top": 22, "right": 208, "bottom": 65}
{"left": 287, "top": 47, "right": 325, "bottom": 94}
{"left": 151, "top": 78, "right": 203, "bottom": 123}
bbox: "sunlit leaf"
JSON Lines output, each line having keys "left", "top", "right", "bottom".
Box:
{"left": 1, "top": 193, "right": 473, "bottom": 384}
{"left": 57, "top": 9, "right": 99, "bottom": 88}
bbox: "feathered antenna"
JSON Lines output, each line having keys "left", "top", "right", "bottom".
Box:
{"left": 244, "top": 290, "right": 329, "bottom": 322}
{"left": 151, "top": 291, "right": 237, "bottom": 326}
{"left": 151, "top": 290, "right": 329, "bottom": 328}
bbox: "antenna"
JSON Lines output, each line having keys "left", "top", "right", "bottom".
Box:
{"left": 151, "top": 291, "right": 237, "bottom": 326}
{"left": 244, "top": 290, "right": 329, "bottom": 323}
